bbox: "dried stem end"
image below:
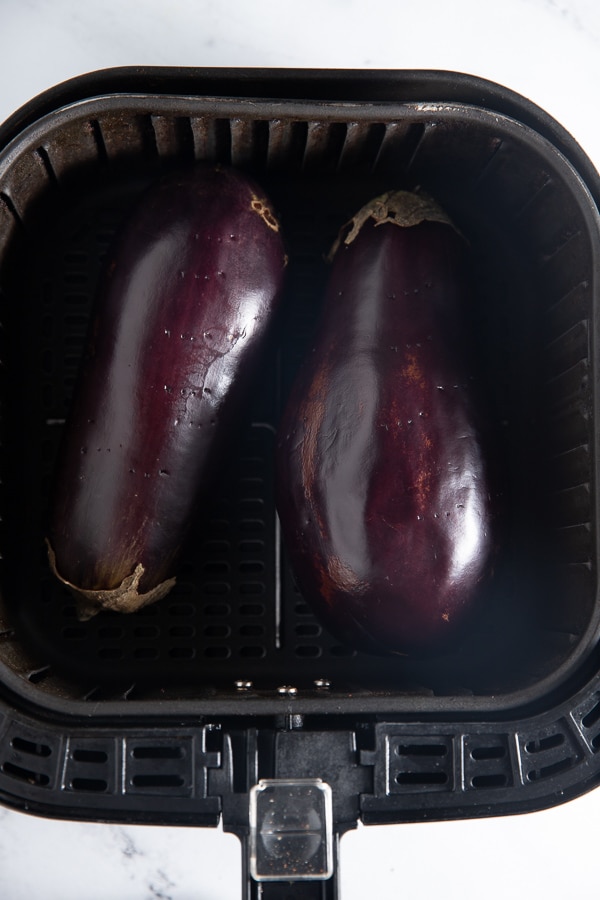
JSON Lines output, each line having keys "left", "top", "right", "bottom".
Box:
{"left": 46, "top": 540, "right": 176, "bottom": 621}
{"left": 327, "top": 189, "right": 457, "bottom": 262}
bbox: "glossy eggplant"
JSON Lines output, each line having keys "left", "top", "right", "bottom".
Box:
{"left": 48, "top": 164, "right": 286, "bottom": 619}
{"left": 276, "top": 190, "right": 495, "bottom": 655}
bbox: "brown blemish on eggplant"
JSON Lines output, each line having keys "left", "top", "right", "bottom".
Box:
{"left": 413, "top": 465, "right": 433, "bottom": 508}
{"left": 250, "top": 196, "right": 280, "bottom": 232}
{"left": 46, "top": 539, "right": 176, "bottom": 621}
{"left": 402, "top": 351, "right": 426, "bottom": 389}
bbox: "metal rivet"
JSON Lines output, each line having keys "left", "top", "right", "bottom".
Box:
{"left": 277, "top": 685, "right": 298, "bottom": 697}
{"left": 235, "top": 680, "right": 253, "bottom": 691}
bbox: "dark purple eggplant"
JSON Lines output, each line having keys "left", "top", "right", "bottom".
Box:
{"left": 276, "top": 190, "right": 495, "bottom": 655}
{"left": 47, "top": 164, "right": 286, "bottom": 619}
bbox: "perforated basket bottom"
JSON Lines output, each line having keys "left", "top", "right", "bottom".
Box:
{"left": 0, "top": 172, "right": 575, "bottom": 704}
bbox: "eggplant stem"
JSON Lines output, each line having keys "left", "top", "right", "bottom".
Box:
{"left": 327, "top": 189, "right": 457, "bottom": 262}
{"left": 45, "top": 540, "right": 176, "bottom": 621}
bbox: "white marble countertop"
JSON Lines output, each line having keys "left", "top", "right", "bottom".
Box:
{"left": 1, "top": 0, "right": 600, "bottom": 897}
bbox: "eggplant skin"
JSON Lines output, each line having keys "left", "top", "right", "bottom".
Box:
{"left": 47, "top": 164, "right": 286, "bottom": 618}
{"left": 275, "top": 190, "right": 495, "bottom": 656}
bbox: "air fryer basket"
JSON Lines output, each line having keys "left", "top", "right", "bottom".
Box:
{"left": 1, "top": 68, "right": 600, "bottom": 895}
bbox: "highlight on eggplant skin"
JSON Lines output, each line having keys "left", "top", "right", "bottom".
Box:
{"left": 47, "top": 164, "right": 287, "bottom": 620}
{"left": 275, "top": 189, "right": 496, "bottom": 656}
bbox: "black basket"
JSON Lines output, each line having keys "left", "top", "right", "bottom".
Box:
{"left": 0, "top": 67, "right": 599, "bottom": 897}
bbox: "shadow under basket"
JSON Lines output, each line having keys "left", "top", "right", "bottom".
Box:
{"left": 0, "top": 67, "right": 600, "bottom": 894}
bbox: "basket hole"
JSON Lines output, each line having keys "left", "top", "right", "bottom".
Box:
{"left": 204, "top": 561, "right": 230, "bottom": 574}
{"left": 240, "top": 583, "right": 264, "bottom": 596}
{"left": 98, "top": 626, "right": 124, "bottom": 639}
{"left": 132, "top": 774, "right": 185, "bottom": 788}
{"left": 12, "top": 737, "right": 52, "bottom": 757}
{"left": 203, "top": 624, "right": 230, "bottom": 638}
{"left": 64, "top": 313, "right": 88, "bottom": 331}
{"left": 239, "top": 561, "right": 264, "bottom": 574}
{"left": 239, "top": 540, "right": 264, "bottom": 554}
{"left": 295, "top": 645, "right": 321, "bottom": 658}
{"left": 204, "top": 539, "right": 231, "bottom": 554}
{"left": 132, "top": 745, "right": 183, "bottom": 760}
{"left": 203, "top": 581, "right": 230, "bottom": 596}
{"left": 204, "top": 603, "right": 231, "bottom": 616}
{"left": 240, "top": 519, "right": 265, "bottom": 533}
{"left": 168, "top": 602, "right": 195, "bottom": 616}
{"left": 471, "top": 746, "right": 506, "bottom": 761}
{"left": 27, "top": 667, "right": 52, "bottom": 685}
{"left": 64, "top": 292, "right": 88, "bottom": 307}
{"left": 240, "top": 624, "right": 265, "bottom": 637}
{"left": 240, "top": 498, "right": 264, "bottom": 512}
{"left": 582, "top": 700, "right": 600, "bottom": 729}
{"left": 240, "top": 603, "right": 265, "bottom": 616}
{"left": 208, "top": 518, "right": 231, "bottom": 533}
{"left": 71, "top": 777, "right": 108, "bottom": 793}
{"left": 240, "top": 455, "right": 264, "bottom": 471}
{"left": 72, "top": 748, "right": 108, "bottom": 764}
{"left": 133, "top": 647, "right": 159, "bottom": 660}
{"left": 294, "top": 602, "right": 311, "bottom": 615}
{"left": 295, "top": 623, "right": 321, "bottom": 637}
{"left": 168, "top": 625, "right": 196, "bottom": 638}
{"left": 471, "top": 773, "right": 508, "bottom": 788}
{"left": 527, "top": 757, "right": 573, "bottom": 781}
{"left": 525, "top": 733, "right": 565, "bottom": 754}
{"left": 2, "top": 762, "right": 50, "bottom": 786}
{"left": 240, "top": 476, "right": 263, "bottom": 490}
{"left": 169, "top": 647, "right": 196, "bottom": 659}
{"left": 204, "top": 646, "right": 230, "bottom": 659}
{"left": 133, "top": 626, "right": 160, "bottom": 639}
{"left": 64, "top": 271, "right": 88, "bottom": 286}
{"left": 63, "top": 355, "right": 81, "bottom": 373}
{"left": 397, "top": 744, "right": 448, "bottom": 757}
{"left": 240, "top": 645, "right": 266, "bottom": 658}
{"left": 395, "top": 772, "right": 448, "bottom": 786}
{"left": 98, "top": 647, "right": 123, "bottom": 660}
{"left": 62, "top": 626, "right": 87, "bottom": 640}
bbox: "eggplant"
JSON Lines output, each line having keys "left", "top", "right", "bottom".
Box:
{"left": 47, "top": 164, "right": 286, "bottom": 619}
{"left": 276, "top": 190, "right": 495, "bottom": 655}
